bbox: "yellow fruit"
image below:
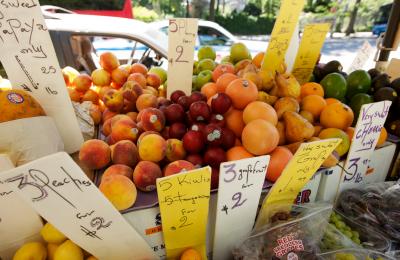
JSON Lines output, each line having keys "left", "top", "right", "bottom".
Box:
{"left": 13, "top": 242, "right": 47, "bottom": 260}
{"left": 319, "top": 128, "right": 350, "bottom": 157}
{"left": 180, "top": 248, "right": 202, "bottom": 260}
{"left": 40, "top": 223, "right": 67, "bottom": 244}
{"left": 54, "top": 240, "right": 84, "bottom": 260}
{"left": 47, "top": 244, "right": 59, "bottom": 260}
{"left": 86, "top": 256, "right": 98, "bottom": 260}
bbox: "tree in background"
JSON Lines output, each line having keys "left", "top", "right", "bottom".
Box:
{"left": 345, "top": 0, "right": 361, "bottom": 35}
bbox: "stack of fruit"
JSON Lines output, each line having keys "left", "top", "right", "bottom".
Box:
{"left": 13, "top": 222, "right": 96, "bottom": 260}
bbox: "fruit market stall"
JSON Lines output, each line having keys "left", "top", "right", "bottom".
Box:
{"left": 1, "top": 0, "right": 400, "bottom": 260}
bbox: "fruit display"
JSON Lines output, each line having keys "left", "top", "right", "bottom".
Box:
{"left": 318, "top": 249, "right": 394, "bottom": 260}
{"left": 13, "top": 222, "right": 96, "bottom": 260}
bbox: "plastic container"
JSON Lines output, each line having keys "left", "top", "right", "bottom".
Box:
{"left": 318, "top": 249, "right": 396, "bottom": 260}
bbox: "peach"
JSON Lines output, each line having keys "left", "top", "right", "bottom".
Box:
{"left": 91, "top": 68, "right": 111, "bottom": 86}
{"left": 137, "top": 131, "right": 160, "bottom": 145}
{"left": 163, "top": 160, "right": 195, "bottom": 176}
{"left": 102, "top": 89, "right": 124, "bottom": 112}
{"left": 82, "top": 89, "right": 99, "bottom": 104}
{"left": 68, "top": 87, "right": 81, "bottom": 102}
{"left": 99, "top": 175, "right": 137, "bottom": 211}
{"left": 79, "top": 139, "right": 111, "bottom": 170}
{"left": 63, "top": 70, "right": 71, "bottom": 86}
{"left": 102, "top": 118, "right": 112, "bottom": 136}
{"left": 127, "top": 73, "right": 147, "bottom": 88}
{"left": 89, "top": 104, "right": 102, "bottom": 125}
{"left": 111, "top": 140, "right": 139, "bottom": 167}
{"left": 138, "top": 134, "right": 166, "bottom": 162}
{"left": 130, "top": 63, "right": 148, "bottom": 75}
{"left": 136, "top": 94, "right": 157, "bottom": 111}
{"left": 146, "top": 73, "right": 161, "bottom": 89}
{"left": 165, "top": 139, "right": 186, "bottom": 162}
{"left": 140, "top": 108, "right": 165, "bottom": 132}
{"left": 111, "top": 114, "right": 132, "bottom": 128}
{"left": 111, "top": 66, "right": 129, "bottom": 86}
{"left": 102, "top": 164, "right": 133, "bottom": 180}
{"left": 121, "top": 81, "right": 143, "bottom": 102}
{"left": 126, "top": 112, "right": 138, "bottom": 122}
{"left": 111, "top": 81, "right": 122, "bottom": 90}
{"left": 111, "top": 118, "right": 139, "bottom": 142}
{"left": 73, "top": 74, "right": 92, "bottom": 93}
{"left": 105, "top": 135, "right": 116, "bottom": 145}
{"left": 102, "top": 108, "right": 118, "bottom": 122}
{"left": 144, "top": 86, "right": 158, "bottom": 96}
{"left": 100, "top": 52, "right": 120, "bottom": 72}
{"left": 98, "top": 86, "right": 112, "bottom": 100}
{"left": 133, "top": 161, "right": 162, "bottom": 192}
{"left": 121, "top": 99, "right": 136, "bottom": 114}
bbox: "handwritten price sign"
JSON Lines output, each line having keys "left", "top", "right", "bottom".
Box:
{"left": 213, "top": 156, "right": 269, "bottom": 260}
{"left": 0, "top": 1, "right": 83, "bottom": 153}
{"left": 156, "top": 167, "right": 211, "bottom": 259}
{"left": 0, "top": 152, "right": 156, "bottom": 260}
{"left": 262, "top": 0, "right": 306, "bottom": 72}
{"left": 347, "top": 41, "right": 374, "bottom": 73}
{"left": 167, "top": 18, "right": 198, "bottom": 98}
{"left": 255, "top": 139, "right": 341, "bottom": 228}
{"left": 292, "top": 23, "right": 330, "bottom": 84}
{"left": 340, "top": 101, "right": 391, "bottom": 191}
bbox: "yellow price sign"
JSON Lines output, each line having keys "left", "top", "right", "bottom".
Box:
{"left": 255, "top": 139, "right": 341, "bottom": 229}
{"left": 156, "top": 167, "right": 211, "bottom": 259}
{"left": 262, "top": 0, "right": 306, "bottom": 72}
{"left": 292, "top": 23, "right": 331, "bottom": 84}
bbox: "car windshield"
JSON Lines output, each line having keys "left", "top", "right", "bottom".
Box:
{"left": 198, "top": 26, "right": 231, "bottom": 46}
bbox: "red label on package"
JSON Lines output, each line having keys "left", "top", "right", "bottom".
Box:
{"left": 273, "top": 233, "right": 304, "bottom": 257}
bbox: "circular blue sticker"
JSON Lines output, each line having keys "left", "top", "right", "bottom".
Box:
{"left": 7, "top": 93, "right": 24, "bottom": 104}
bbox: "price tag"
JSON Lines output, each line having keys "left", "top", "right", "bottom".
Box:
{"left": 213, "top": 156, "right": 270, "bottom": 260}
{"left": 0, "top": 152, "right": 156, "bottom": 260}
{"left": 167, "top": 18, "right": 198, "bottom": 98}
{"left": 0, "top": 1, "right": 83, "bottom": 153}
{"left": 261, "top": 0, "right": 306, "bottom": 72}
{"left": 292, "top": 23, "right": 330, "bottom": 84}
{"left": 255, "top": 139, "right": 341, "bottom": 228}
{"left": 347, "top": 41, "right": 374, "bottom": 73}
{"left": 156, "top": 167, "right": 211, "bottom": 259}
{"left": 340, "top": 101, "right": 391, "bottom": 191}
{"left": 386, "top": 58, "right": 400, "bottom": 80}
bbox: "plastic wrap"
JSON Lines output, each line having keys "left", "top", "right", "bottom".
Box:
{"left": 318, "top": 249, "right": 396, "bottom": 260}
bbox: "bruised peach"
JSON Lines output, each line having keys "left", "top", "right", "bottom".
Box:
{"left": 89, "top": 104, "right": 102, "bottom": 125}
{"left": 165, "top": 139, "right": 186, "bottom": 162}
{"left": 100, "top": 52, "right": 120, "bottom": 72}
{"left": 140, "top": 108, "right": 165, "bottom": 132}
{"left": 136, "top": 94, "right": 157, "bottom": 111}
{"left": 130, "top": 63, "right": 148, "bottom": 75}
{"left": 127, "top": 73, "right": 147, "bottom": 88}
{"left": 111, "top": 140, "right": 139, "bottom": 167}
{"left": 163, "top": 160, "right": 195, "bottom": 176}
{"left": 79, "top": 139, "right": 111, "bottom": 170}
{"left": 102, "top": 164, "right": 133, "bottom": 180}
{"left": 99, "top": 175, "right": 136, "bottom": 210}
{"left": 138, "top": 134, "right": 166, "bottom": 162}
{"left": 102, "top": 89, "right": 124, "bottom": 112}
{"left": 121, "top": 99, "right": 136, "bottom": 114}
{"left": 121, "top": 81, "right": 143, "bottom": 102}
{"left": 111, "top": 118, "right": 139, "bottom": 142}
{"left": 133, "top": 161, "right": 162, "bottom": 192}
{"left": 91, "top": 68, "right": 111, "bottom": 86}
{"left": 111, "top": 66, "right": 129, "bottom": 86}
{"left": 74, "top": 74, "right": 92, "bottom": 93}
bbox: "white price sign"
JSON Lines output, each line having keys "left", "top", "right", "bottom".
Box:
{"left": 213, "top": 156, "right": 269, "bottom": 260}
{"left": 0, "top": 152, "right": 156, "bottom": 260}
{"left": 167, "top": 18, "right": 198, "bottom": 98}
{"left": 0, "top": 1, "right": 83, "bottom": 153}
{"left": 340, "top": 101, "right": 391, "bottom": 191}
{"left": 347, "top": 40, "right": 374, "bottom": 73}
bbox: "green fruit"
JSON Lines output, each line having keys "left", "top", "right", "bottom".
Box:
{"left": 230, "top": 42, "right": 250, "bottom": 63}
{"left": 194, "top": 70, "right": 212, "bottom": 90}
{"left": 198, "top": 45, "right": 216, "bottom": 61}
{"left": 221, "top": 55, "right": 233, "bottom": 64}
{"left": 197, "top": 58, "right": 216, "bottom": 72}
{"left": 346, "top": 70, "right": 371, "bottom": 99}
{"left": 149, "top": 67, "right": 167, "bottom": 84}
{"left": 193, "top": 61, "right": 199, "bottom": 75}
{"left": 320, "top": 73, "right": 347, "bottom": 100}
{"left": 350, "top": 93, "right": 373, "bottom": 121}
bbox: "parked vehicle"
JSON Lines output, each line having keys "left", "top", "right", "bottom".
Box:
{"left": 372, "top": 3, "right": 392, "bottom": 36}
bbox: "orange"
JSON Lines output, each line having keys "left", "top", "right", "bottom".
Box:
{"left": 252, "top": 52, "right": 265, "bottom": 68}
{"left": 242, "top": 119, "right": 279, "bottom": 155}
{"left": 325, "top": 98, "right": 340, "bottom": 105}
{"left": 226, "top": 146, "right": 253, "bottom": 161}
{"left": 212, "top": 63, "right": 235, "bottom": 82}
{"left": 225, "top": 108, "right": 245, "bottom": 138}
{"left": 301, "top": 94, "right": 327, "bottom": 119}
{"left": 215, "top": 73, "right": 238, "bottom": 93}
{"left": 346, "top": 127, "right": 355, "bottom": 141}
{"left": 243, "top": 101, "right": 278, "bottom": 125}
{"left": 320, "top": 103, "right": 354, "bottom": 130}
{"left": 225, "top": 79, "right": 258, "bottom": 109}
{"left": 377, "top": 127, "right": 388, "bottom": 147}
{"left": 266, "top": 146, "right": 293, "bottom": 182}
{"left": 201, "top": 82, "right": 218, "bottom": 99}
{"left": 180, "top": 248, "right": 202, "bottom": 260}
{"left": 300, "top": 82, "right": 324, "bottom": 98}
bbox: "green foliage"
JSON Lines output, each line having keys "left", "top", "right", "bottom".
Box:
{"left": 215, "top": 12, "right": 275, "bottom": 35}
{"left": 243, "top": 3, "right": 262, "bottom": 16}
{"left": 133, "top": 6, "right": 159, "bottom": 22}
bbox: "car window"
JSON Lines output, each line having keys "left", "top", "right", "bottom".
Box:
{"left": 198, "top": 26, "right": 231, "bottom": 46}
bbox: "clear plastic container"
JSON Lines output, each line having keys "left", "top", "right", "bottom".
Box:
{"left": 318, "top": 248, "right": 396, "bottom": 260}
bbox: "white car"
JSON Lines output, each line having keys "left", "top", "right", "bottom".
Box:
{"left": 42, "top": 8, "right": 168, "bottom": 72}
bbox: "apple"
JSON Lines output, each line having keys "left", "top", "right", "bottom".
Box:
{"left": 211, "top": 93, "right": 232, "bottom": 114}
{"left": 194, "top": 70, "right": 212, "bottom": 90}
{"left": 189, "top": 101, "right": 211, "bottom": 122}
{"left": 183, "top": 130, "right": 205, "bottom": 154}
{"left": 185, "top": 154, "right": 203, "bottom": 168}
{"left": 164, "top": 103, "right": 185, "bottom": 123}
{"left": 230, "top": 42, "right": 251, "bottom": 63}
{"left": 190, "top": 91, "right": 207, "bottom": 103}
{"left": 204, "top": 147, "right": 226, "bottom": 168}
{"left": 190, "top": 123, "right": 206, "bottom": 134}
{"left": 197, "top": 58, "right": 216, "bottom": 72}
{"left": 177, "top": 96, "right": 192, "bottom": 111}
{"left": 149, "top": 67, "right": 167, "bottom": 84}
{"left": 170, "top": 90, "right": 186, "bottom": 103}
{"left": 193, "top": 60, "right": 199, "bottom": 75}
{"left": 204, "top": 124, "right": 223, "bottom": 146}
{"left": 209, "top": 114, "right": 226, "bottom": 128}
{"left": 198, "top": 45, "right": 216, "bottom": 61}
{"left": 211, "top": 167, "right": 219, "bottom": 189}
{"left": 157, "top": 97, "right": 172, "bottom": 107}
{"left": 169, "top": 122, "right": 187, "bottom": 139}
{"left": 221, "top": 127, "right": 236, "bottom": 149}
